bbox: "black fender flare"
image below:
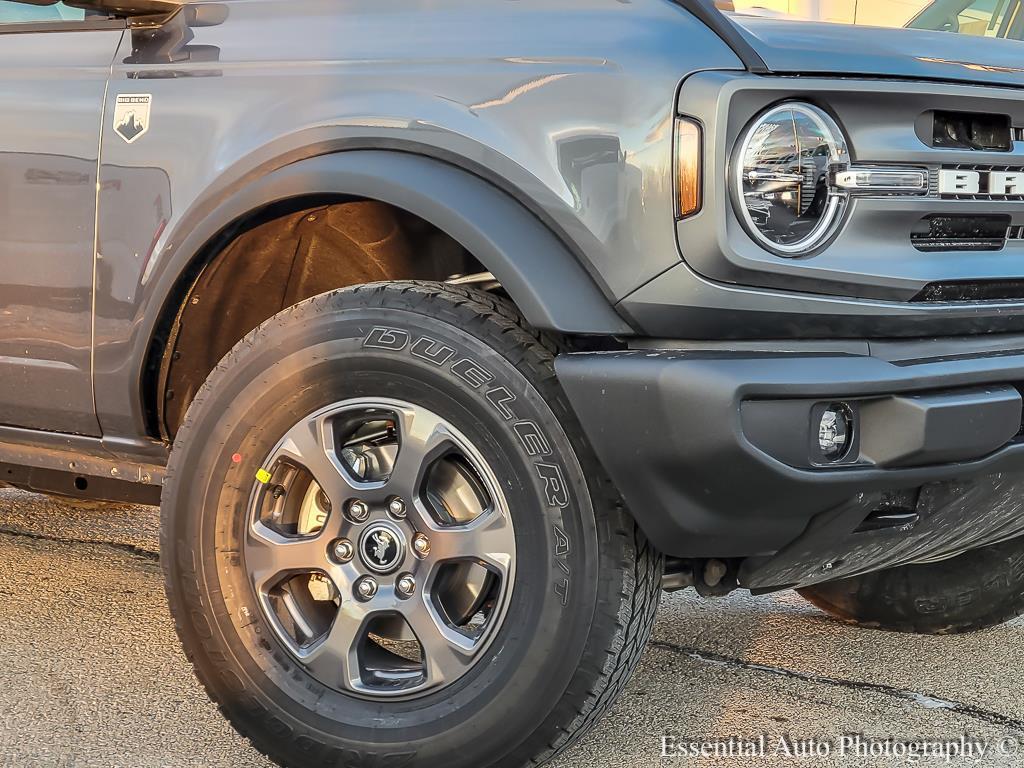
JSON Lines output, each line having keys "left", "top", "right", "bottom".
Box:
{"left": 156, "top": 150, "right": 632, "bottom": 337}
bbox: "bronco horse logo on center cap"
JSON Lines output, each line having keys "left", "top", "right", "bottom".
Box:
{"left": 372, "top": 531, "right": 393, "bottom": 564}
{"left": 113, "top": 94, "right": 152, "bottom": 145}
{"left": 361, "top": 524, "right": 403, "bottom": 572}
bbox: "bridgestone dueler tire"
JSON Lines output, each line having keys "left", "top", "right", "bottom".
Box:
{"left": 161, "top": 281, "right": 662, "bottom": 768}
{"left": 798, "top": 536, "right": 1024, "bottom": 635}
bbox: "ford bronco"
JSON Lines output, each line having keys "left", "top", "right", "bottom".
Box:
{"left": 3, "top": 0, "right": 1024, "bottom": 765}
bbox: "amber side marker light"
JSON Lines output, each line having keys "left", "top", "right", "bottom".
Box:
{"left": 676, "top": 118, "right": 702, "bottom": 218}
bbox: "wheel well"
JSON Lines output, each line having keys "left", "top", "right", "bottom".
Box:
{"left": 146, "top": 197, "right": 490, "bottom": 439}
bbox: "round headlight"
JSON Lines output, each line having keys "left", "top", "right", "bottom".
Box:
{"left": 734, "top": 103, "right": 850, "bottom": 256}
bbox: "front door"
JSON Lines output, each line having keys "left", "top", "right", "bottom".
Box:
{"left": 0, "top": 2, "right": 124, "bottom": 435}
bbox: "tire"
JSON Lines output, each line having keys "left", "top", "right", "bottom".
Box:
{"left": 798, "top": 536, "right": 1024, "bottom": 635}
{"left": 161, "top": 281, "right": 661, "bottom": 768}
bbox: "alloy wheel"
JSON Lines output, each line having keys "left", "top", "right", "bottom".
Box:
{"left": 244, "top": 398, "right": 516, "bottom": 700}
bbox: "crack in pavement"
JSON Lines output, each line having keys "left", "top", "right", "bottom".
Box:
{"left": 649, "top": 639, "right": 1024, "bottom": 733}
{"left": 0, "top": 525, "right": 159, "bottom": 562}
{"left": 3, "top": 522, "right": 1020, "bottom": 736}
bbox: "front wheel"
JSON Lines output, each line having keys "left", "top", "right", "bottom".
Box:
{"left": 161, "top": 282, "right": 661, "bottom": 768}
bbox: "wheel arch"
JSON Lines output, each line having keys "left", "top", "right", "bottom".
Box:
{"left": 139, "top": 150, "right": 632, "bottom": 439}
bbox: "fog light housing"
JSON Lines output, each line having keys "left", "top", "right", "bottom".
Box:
{"left": 818, "top": 403, "right": 853, "bottom": 460}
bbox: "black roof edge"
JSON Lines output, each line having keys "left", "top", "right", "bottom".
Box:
{"left": 671, "top": 0, "right": 770, "bottom": 74}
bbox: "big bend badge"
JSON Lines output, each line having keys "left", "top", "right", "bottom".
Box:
{"left": 113, "top": 94, "right": 152, "bottom": 145}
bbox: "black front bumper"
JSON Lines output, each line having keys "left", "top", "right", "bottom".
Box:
{"left": 556, "top": 335, "right": 1024, "bottom": 590}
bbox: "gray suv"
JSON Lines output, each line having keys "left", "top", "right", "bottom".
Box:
{"left": 4, "top": 0, "right": 1024, "bottom": 765}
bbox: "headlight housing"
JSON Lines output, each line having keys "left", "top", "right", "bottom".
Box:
{"left": 734, "top": 103, "right": 850, "bottom": 256}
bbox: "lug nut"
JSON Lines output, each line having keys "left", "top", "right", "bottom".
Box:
{"left": 355, "top": 577, "right": 378, "bottom": 600}
{"left": 347, "top": 499, "right": 370, "bottom": 523}
{"left": 331, "top": 539, "right": 354, "bottom": 564}
{"left": 412, "top": 533, "right": 431, "bottom": 557}
{"left": 388, "top": 496, "right": 407, "bottom": 519}
{"left": 396, "top": 574, "right": 416, "bottom": 597}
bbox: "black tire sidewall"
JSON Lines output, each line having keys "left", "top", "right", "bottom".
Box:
{"left": 163, "top": 296, "right": 601, "bottom": 767}
{"left": 800, "top": 536, "right": 1024, "bottom": 634}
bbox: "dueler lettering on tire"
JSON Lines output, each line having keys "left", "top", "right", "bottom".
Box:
{"left": 364, "top": 326, "right": 493, "bottom": 389}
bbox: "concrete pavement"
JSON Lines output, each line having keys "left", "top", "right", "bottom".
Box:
{"left": 0, "top": 488, "right": 1021, "bottom": 767}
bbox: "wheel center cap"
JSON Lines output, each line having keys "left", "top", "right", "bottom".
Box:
{"left": 359, "top": 522, "right": 406, "bottom": 574}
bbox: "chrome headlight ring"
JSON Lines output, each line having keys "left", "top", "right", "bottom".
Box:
{"left": 733, "top": 102, "right": 851, "bottom": 257}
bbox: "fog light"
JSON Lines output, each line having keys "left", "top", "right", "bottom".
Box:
{"left": 818, "top": 404, "right": 853, "bottom": 460}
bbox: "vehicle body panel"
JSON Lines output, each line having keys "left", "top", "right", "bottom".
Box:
{"left": 90, "top": 0, "right": 743, "bottom": 436}
{"left": 0, "top": 29, "right": 122, "bottom": 436}
{"left": 729, "top": 14, "right": 1024, "bottom": 86}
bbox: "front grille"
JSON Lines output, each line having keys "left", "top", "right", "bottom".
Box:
{"left": 911, "top": 214, "right": 1011, "bottom": 252}
{"left": 912, "top": 280, "right": 1024, "bottom": 303}
{"left": 932, "top": 111, "right": 1013, "bottom": 152}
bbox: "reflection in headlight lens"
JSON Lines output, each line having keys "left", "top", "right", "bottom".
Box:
{"left": 736, "top": 103, "right": 849, "bottom": 255}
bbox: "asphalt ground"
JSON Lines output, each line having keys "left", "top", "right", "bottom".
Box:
{"left": 1, "top": 487, "right": 1022, "bottom": 768}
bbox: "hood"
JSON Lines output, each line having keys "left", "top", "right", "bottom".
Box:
{"left": 728, "top": 15, "right": 1024, "bottom": 90}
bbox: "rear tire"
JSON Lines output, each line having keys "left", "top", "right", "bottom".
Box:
{"left": 161, "top": 282, "right": 661, "bottom": 768}
{"left": 799, "top": 536, "right": 1024, "bottom": 635}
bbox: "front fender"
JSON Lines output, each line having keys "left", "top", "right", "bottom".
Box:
{"left": 159, "top": 149, "right": 633, "bottom": 335}
{"left": 95, "top": 150, "right": 632, "bottom": 440}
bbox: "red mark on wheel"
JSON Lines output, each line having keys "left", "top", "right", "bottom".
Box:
{"left": 231, "top": 453, "right": 243, "bottom": 464}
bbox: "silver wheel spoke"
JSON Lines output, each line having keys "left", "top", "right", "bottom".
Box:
{"left": 388, "top": 405, "right": 454, "bottom": 496}
{"left": 247, "top": 522, "right": 328, "bottom": 592}
{"left": 427, "top": 508, "right": 515, "bottom": 577}
{"left": 297, "top": 602, "right": 367, "bottom": 692}
{"left": 404, "top": 596, "right": 477, "bottom": 687}
{"left": 276, "top": 414, "right": 353, "bottom": 507}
